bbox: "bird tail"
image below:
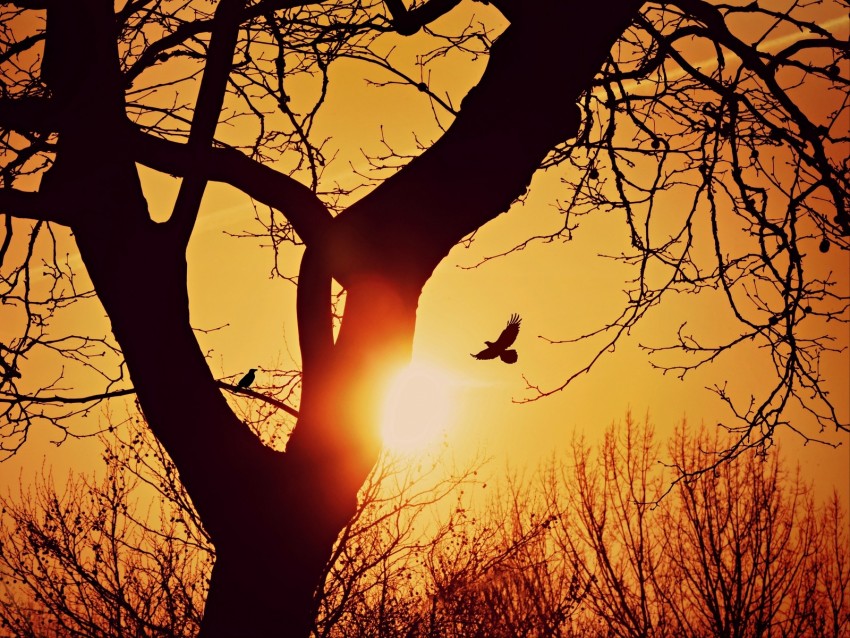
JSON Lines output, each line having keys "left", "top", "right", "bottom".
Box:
{"left": 500, "top": 349, "right": 518, "bottom": 364}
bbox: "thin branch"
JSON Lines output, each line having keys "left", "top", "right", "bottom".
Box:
{"left": 0, "top": 382, "right": 300, "bottom": 418}
{"left": 217, "top": 381, "right": 300, "bottom": 418}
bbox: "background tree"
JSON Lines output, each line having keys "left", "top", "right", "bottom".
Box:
{"left": 0, "top": 0, "right": 846, "bottom": 635}
{"left": 0, "top": 419, "right": 212, "bottom": 637}
{"left": 1, "top": 414, "right": 847, "bottom": 636}
{"left": 664, "top": 424, "right": 827, "bottom": 637}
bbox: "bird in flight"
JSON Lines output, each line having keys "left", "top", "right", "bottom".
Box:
{"left": 236, "top": 368, "right": 257, "bottom": 388}
{"left": 471, "top": 314, "right": 521, "bottom": 364}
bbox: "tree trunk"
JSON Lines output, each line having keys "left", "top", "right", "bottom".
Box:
{"left": 75, "top": 215, "right": 420, "bottom": 634}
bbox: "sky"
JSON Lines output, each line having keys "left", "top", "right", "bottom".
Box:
{"left": 0, "top": 2, "right": 848, "bottom": 519}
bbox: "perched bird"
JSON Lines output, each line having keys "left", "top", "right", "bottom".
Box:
{"left": 471, "top": 314, "right": 521, "bottom": 364}
{"left": 236, "top": 368, "right": 257, "bottom": 388}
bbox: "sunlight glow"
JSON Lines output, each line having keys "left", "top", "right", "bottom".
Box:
{"left": 380, "top": 362, "right": 456, "bottom": 455}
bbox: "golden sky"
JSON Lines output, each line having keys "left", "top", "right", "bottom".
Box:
{"left": 0, "top": 2, "right": 847, "bottom": 514}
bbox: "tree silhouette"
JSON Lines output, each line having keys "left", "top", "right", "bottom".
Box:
{"left": 0, "top": 1, "right": 846, "bottom": 635}
{"left": 3, "top": 414, "right": 845, "bottom": 636}
{"left": 0, "top": 437, "right": 211, "bottom": 637}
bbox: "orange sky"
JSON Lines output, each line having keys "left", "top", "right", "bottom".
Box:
{"left": 0, "top": 3, "right": 847, "bottom": 516}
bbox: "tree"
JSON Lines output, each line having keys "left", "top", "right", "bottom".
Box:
{"left": 0, "top": 1, "right": 846, "bottom": 635}
{"left": 1, "top": 414, "right": 847, "bottom": 636}
{"left": 665, "top": 424, "right": 828, "bottom": 637}
{"left": 561, "top": 416, "right": 850, "bottom": 638}
{"left": 0, "top": 421, "right": 212, "bottom": 637}
{"left": 0, "top": 416, "right": 482, "bottom": 637}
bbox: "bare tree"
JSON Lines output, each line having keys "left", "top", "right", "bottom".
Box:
{"left": 561, "top": 417, "right": 850, "bottom": 638}
{"left": 0, "top": 419, "right": 212, "bottom": 637}
{"left": 0, "top": 413, "right": 846, "bottom": 636}
{"left": 360, "top": 416, "right": 849, "bottom": 637}
{"left": 663, "top": 424, "right": 825, "bottom": 637}
{"left": 563, "top": 416, "right": 670, "bottom": 638}
{"left": 810, "top": 493, "right": 850, "bottom": 638}
{"left": 0, "top": 1, "right": 846, "bottom": 634}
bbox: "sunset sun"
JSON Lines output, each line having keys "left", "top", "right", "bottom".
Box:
{"left": 380, "top": 362, "right": 456, "bottom": 454}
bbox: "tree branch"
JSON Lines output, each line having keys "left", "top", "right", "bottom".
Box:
{"left": 0, "top": 388, "right": 137, "bottom": 405}
{"left": 167, "top": 0, "right": 248, "bottom": 247}
{"left": 218, "top": 381, "right": 300, "bottom": 418}
{"left": 670, "top": 0, "right": 848, "bottom": 234}
{"left": 330, "top": 2, "right": 643, "bottom": 287}
{"left": 129, "top": 128, "right": 333, "bottom": 245}
{"left": 0, "top": 188, "right": 67, "bottom": 224}
{"left": 0, "top": 30, "right": 44, "bottom": 66}
{"left": 0, "top": 97, "right": 57, "bottom": 133}
{"left": 0, "top": 382, "right": 299, "bottom": 418}
{"left": 122, "top": 0, "right": 331, "bottom": 85}
{"left": 383, "top": 0, "right": 463, "bottom": 35}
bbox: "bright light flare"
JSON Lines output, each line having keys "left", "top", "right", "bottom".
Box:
{"left": 380, "top": 362, "right": 456, "bottom": 455}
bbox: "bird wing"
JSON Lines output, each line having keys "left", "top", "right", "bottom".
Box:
{"left": 471, "top": 347, "right": 499, "bottom": 360}
{"left": 491, "top": 314, "right": 521, "bottom": 350}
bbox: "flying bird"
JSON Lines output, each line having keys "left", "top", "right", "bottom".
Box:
{"left": 236, "top": 368, "right": 257, "bottom": 388}
{"left": 471, "top": 314, "right": 521, "bottom": 364}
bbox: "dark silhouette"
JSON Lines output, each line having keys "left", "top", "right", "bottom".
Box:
{"left": 472, "top": 314, "right": 522, "bottom": 364}
{"left": 0, "top": 2, "right": 845, "bottom": 636}
{"left": 5, "top": 414, "right": 846, "bottom": 637}
{"left": 0, "top": 357, "right": 20, "bottom": 382}
{"left": 236, "top": 368, "right": 257, "bottom": 389}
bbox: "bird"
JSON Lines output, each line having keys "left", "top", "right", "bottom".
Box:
{"left": 471, "top": 314, "right": 521, "bottom": 364}
{"left": 236, "top": 368, "right": 257, "bottom": 388}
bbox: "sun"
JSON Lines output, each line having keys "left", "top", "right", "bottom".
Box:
{"left": 380, "top": 361, "right": 456, "bottom": 455}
